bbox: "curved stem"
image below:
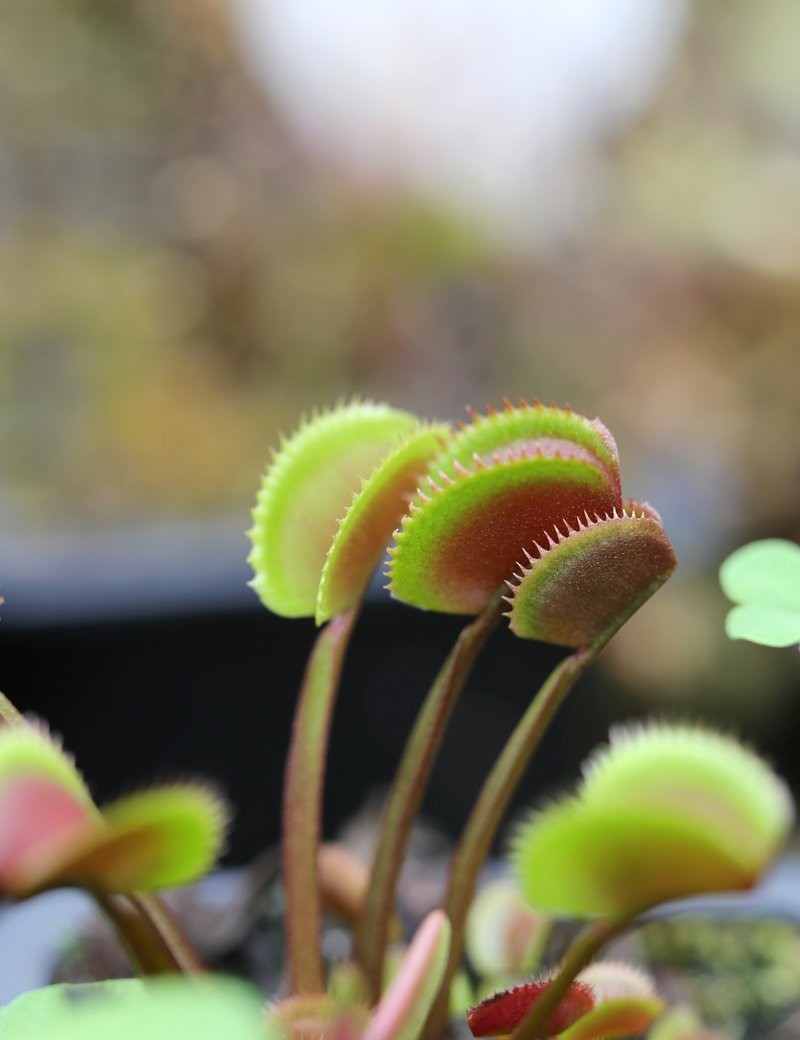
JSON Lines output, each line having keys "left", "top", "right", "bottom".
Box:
{"left": 357, "top": 592, "right": 504, "bottom": 1000}
{"left": 510, "top": 917, "right": 626, "bottom": 1040}
{"left": 130, "top": 893, "right": 206, "bottom": 973}
{"left": 424, "top": 635, "right": 611, "bottom": 1039}
{"left": 94, "top": 891, "right": 205, "bottom": 975}
{"left": 283, "top": 605, "right": 361, "bottom": 994}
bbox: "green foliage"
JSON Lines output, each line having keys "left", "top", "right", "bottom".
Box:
{"left": 512, "top": 723, "right": 792, "bottom": 919}
{"left": 720, "top": 539, "right": 800, "bottom": 647}
{"left": 0, "top": 981, "right": 144, "bottom": 1039}
{"left": 644, "top": 917, "right": 800, "bottom": 1038}
{"left": 0, "top": 978, "right": 277, "bottom": 1040}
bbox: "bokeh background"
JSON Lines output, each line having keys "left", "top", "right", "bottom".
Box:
{"left": 1, "top": 1, "right": 799, "bottom": 858}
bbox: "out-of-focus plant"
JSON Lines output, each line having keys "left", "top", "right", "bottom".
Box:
{"left": 644, "top": 917, "right": 800, "bottom": 1038}
{"left": 720, "top": 539, "right": 800, "bottom": 648}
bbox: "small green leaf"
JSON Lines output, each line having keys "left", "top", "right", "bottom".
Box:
{"left": 249, "top": 400, "right": 421, "bottom": 617}
{"left": 0, "top": 978, "right": 275, "bottom": 1040}
{"left": 725, "top": 603, "right": 800, "bottom": 647}
{"left": 720, "top": 539, "right": 800, "bottom": 647}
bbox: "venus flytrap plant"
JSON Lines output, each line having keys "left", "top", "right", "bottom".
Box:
{"left": 505, "top": 723, "right": 792, "bottom": 1040}
{"left": 0, "top": 719, "right": 226, "bottom": 975}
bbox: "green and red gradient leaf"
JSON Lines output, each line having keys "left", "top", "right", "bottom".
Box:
{"left": 468, "top": 962, "right": 664, "bottom": 1040}
{"left": 43, "top": 785, "right": 228, "bottom": 895}
{"left": 389, "top": 447, "right": 622, "bottom": 615}
{"left": 430, "top": 400, "right": 620, "bottom": 501}
{"left": 317, "top": 423, "right": 451, "bottom": 623}
{"left": 512, "top": 723, "right": 793, "bottom": 920}
{"left": 0, "top": 727, "right": 227, "bottom": 898}
{"left": 555, "top": 997, "right": 665, "bottom": 1040}
{"left": 248, "top": 400, "right": 423, "bottom": 618}
{"left": 505, "top": 508, "right": 677, "bottom": 647}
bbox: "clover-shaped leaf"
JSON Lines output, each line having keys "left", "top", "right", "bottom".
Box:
{"left": 0, "top": 725, "right": 226, "bottom": 898}
{"left": 720, "top": 539, "right": 800, "bottom": 648}
{"left": 512, "top": 723, "right": 793, "bottom": 920}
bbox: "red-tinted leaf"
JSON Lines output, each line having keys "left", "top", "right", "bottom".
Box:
{"left": 467, "top": 977, "right": 595, "bottom": 1038}
{"left": 0, "top": 776, "right": 96, "bottom": 894}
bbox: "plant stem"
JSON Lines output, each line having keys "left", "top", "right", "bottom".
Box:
{"left": 510, "top": 917, "right": 625, "bottom": 1040}
{"left": 423, "top": 636, "right": 610, "bottom": 1039}
{"left": 283, "top": 605, "right": 361, "bottom": 994}
{"left": 131, "top": 893, "right": 206, "bottom": 973}
{"left": 94, "top": 892, "right": 205, "bottom": 975}
{"left": 357, "top": 592, "right": 504, "bottom": 1000}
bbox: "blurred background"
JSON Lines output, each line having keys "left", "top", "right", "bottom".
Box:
{"left": 0, "top": 0, "right": 799, "bottom": 862}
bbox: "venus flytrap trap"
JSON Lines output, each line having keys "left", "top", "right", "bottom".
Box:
{"left": 503, "top": 723, "right": 792, "bottom": 1040}
{"left": 465, "top": 961, "right": 665, "bottom": 1040}
{"left": 0, "top": 716, "right": 225, "bottom": 976}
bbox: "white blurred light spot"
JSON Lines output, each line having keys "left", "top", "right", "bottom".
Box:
{"left": 233, "top": 0, "right": 688, "bottom": 242}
